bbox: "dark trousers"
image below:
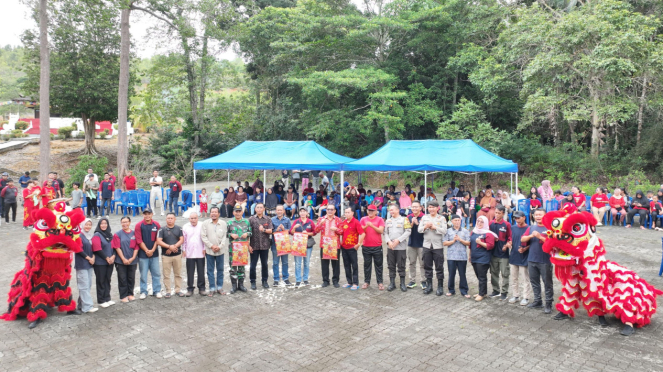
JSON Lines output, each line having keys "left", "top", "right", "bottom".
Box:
{"left": 4, "top": 201, "right": 16, "bottom": 222}
{"left": 321, "top": 248, "right": 341, "bottom": 284}
{"left": 529, "top": 262, "right": 554, "bottom": 304}
{"left": 341, "top": 248, "right": 359, "bottom": 285}
{"left": 627, "top": 208, "right": 648, "bottom": 226}
{"left": 652, "top": 211, "right": 662, "bottom": 228}
{"left": 115, "top": 264, "right": 136, "bottom": 300}
{"left": 93, "top": 264, "right": 113, "bottom": 303}
{"left": 186, "top": 257, "right": 206, "bottom": 291}
{"left": 447, "top": 260, "right": 468, "bottom": 295}
{"left": 86, "top": 197, "right": 98, "bottom": 216}
{"left": 472, "top": 262, "right": 490, "bottom": 296}
{"left": 362, "top": 246, "right": 383, "bottom": 284}
{"left": 169, "top": 196, "right": 179, "bottom": 215}
{"left": 249, "top": 249, "right": 269, "bottom": 283}
{"left": 101, "top": 197, "right": 112, "bottom": 216}
{"left": 423, "top": 247, "right": 445, "bottom": 280}
{"left": 387, "top": 249, "right": 407, "bottom": 278}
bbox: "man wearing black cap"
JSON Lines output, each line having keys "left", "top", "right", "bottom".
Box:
{"left": 508, "top": 210, "right": 531, "bottom": 306}
{"left": 135, "top": 207, "right": 162, "bottom": 299}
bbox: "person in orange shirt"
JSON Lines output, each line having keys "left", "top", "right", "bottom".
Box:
{"left": 314, "top": 205, "right": 343, "bottom": 287}
{"left": 339, "top": 207, "right": 365, "bottom": 290}
{"left": 23, "top": 180, "right": 41, "bottom": 229}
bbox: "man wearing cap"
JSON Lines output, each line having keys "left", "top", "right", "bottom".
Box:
{"left": 384, "top": 204, "right": 412, "bottom": 292}
{"left": 83, "top": 173, "right": 100, "bottom": 218}
{"left": 418, "top": 200, "right": 447, "bottom": 295}
{"left": 227, "top": 204, "right": 251, "bottom": 293}
{"left": 201, "top": 206, "right": 228, "bottom": 295}
{"left": 1, "top": 179, "right": 19, "bottom": 223}
{"left": 443, "top": 215, "right": 471, "bottom": 297}
{"left": 135, "top": 207, "right": 162, "bottom": 299}
{"left": 360, "top": 204, "right": 386, "bottom": 290}
{"left": 407, "top": 202, "right": 426, "bottom": 289}
{"left": 271, "top": 205, "right": 292, "bottom": 286}
{"left": 315, "top": 204, "right": 343, "bottom": 287}
{"left": 508, "top": 210, "right": 531, "bottom": 306}
{"left": 83, "top": 168, "right": 99, "bottom": 185}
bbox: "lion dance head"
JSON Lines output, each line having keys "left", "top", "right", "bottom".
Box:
{"left": 542, "top": 209, "right": 600, "bottom": 266}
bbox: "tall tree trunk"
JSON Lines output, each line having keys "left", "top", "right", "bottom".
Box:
{"left": 568, "top": 120, "right": 577, "bottom": 145}
{"left": 82, "top": 113, "right": 98, "bottom": 154}
{"left": 117, "top": 2, "right": 132, "bottom": 187}
{"left": 39, "top": 0, "right": 50, "bottom": 183}
{"left": 590, "top": 90, "right": 600, "bottom": 157}
{"left": 549, "top": 104, "right": 559, "bottom": 146}
{"left": 452, "top": 72, "right": 458, "bottom": 107}
{"left": 199, "top": 34, "right": 208, "bottom": 115}
{"left": 636, "top": 75, "right": 647, "bottom": 147}
{"left": 181, "top": 37, "right": 199, "bottom": 146}
{"left": 382, "top": 99, "right": 389, "bottom": 143}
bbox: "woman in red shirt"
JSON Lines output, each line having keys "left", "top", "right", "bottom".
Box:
{"left": 571, "top": 186, "right": 585, "bottom": 210}
{"left": 590, "top": 187, "right": 609, "bottom": 226}
{"left": 609, "top": 188, "right": 626, "bottom": 225}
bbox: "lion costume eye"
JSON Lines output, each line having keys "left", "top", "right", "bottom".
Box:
{"left": 552, "top": 219, "right": 560, "bottom": 228}
{"left": 71, "top": 226, "right": 80, "bottom": 234}
{"left": 35, "top": 220, "right": 49, "bottom": 231}
{"left": 570, "top": 223, "right": 586, "bottom": 237}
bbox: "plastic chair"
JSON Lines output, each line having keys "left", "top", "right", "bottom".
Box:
{"left": 585, "top": 195, "right": 592, "bottom": 212}
{"left": 659, "top": 237, "right": 663, "bottom": 276}
{"left": 177, "top": 191, "right": 192, "bottom": 214}
{"left": 128, "top": 192, "right": 140, "bottom": 217}
{"left": 136, "top": 192, "right": 148, "bottom": 212}
{"left": 517, "top": 199, "right": 531, "bottom": 225}
{"left": 545, "top": 199, "right": 559, "bottom": 212}
{"left": 112, "top": 189, "right": 123, "bottom": 213}
{"left": 118, "top": 192, "right": 130, "bottom": 215}
{"left": 80, "top": 196, "right": 87, "bottom": 215}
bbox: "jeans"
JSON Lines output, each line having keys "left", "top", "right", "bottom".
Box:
{"left": 490, "top": 256, "right": 510, "bottom": 294}
{"left": 362, "top": 246, "right": 383, "bottom": 284}
{"left": 447, "top": 260, "right": 468, "bottom": 295}
{"left": 76, "top": 268, "right": 94, "bottom": 312}
{"left": 294, "top": 247, "right": 313, "bottom": 282}
{"left": 341, "top": 248, "right": 359, "bottom": 285}
{"left": 101, "top": 197, "right": 112, "bottom": 216}
{"left": 321, "top": 248, "right": 340, "bottom": 284}
{"left": 529, "top": 261, "right": 554, "bottom": 304}
{"left": 4, "top": 201, "right": 17, "bottom": 222}
{"left": 249, "top": 249, "right": 269, "bottom": 283}
{"left": 115, "top": 264, "right": 137, "bottom": 299}
{"left": 169, "top": 196, "right": 179, "bottom": 216}
{"left": 86, "top": 197, "right": 98, "bottom": 217}
{"left": 186, "top": 257, "right": 206, "bottom": 292}
{"left": 472, "top": 262, "right": 490, "bottom": 296}
{"left": 381, "top": 206, "right": 388, "bottom": 219}
{"left": 407, "top": 247, "right": 425, "bottom": 282}
{"left": 93, "top": 264, "right": 113, "bottom": 304}
{"left": 206, "top": 254, "right": 224, "bottom": 291}
{"left": 139, "top": 257, "right": 162, "bottom": 295}
{"left": 271, "top": 245, "right": 289, "bottom": 281}
{"left": 461, "top": 216, "right": 471, "bottom": 230}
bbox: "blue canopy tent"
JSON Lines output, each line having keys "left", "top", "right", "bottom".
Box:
{"left": 193, "top": 141, "right": 355, "bottom": 201}
{"left": 342, "top": 139, "right": 519, "bottom": 207}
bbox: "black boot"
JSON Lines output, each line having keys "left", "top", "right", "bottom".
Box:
{"left": 387, "top": 277, "right": 396, "bottom": 292}
{"left": 400, "top": 277, "right": 407, "bottom": 292}
{"left": 250, "top": 282, "right": 257, "bottom": 290}
{"left": 28, "top": 318, "right": 41, "bottom": 329}
{"left": 238, "top": 279, "right": 248, "bottom": 292}
{"left": 598, "top": 316, "right": 609, "bottom": 327}
{"left": 544, "top": 302, "right": 552, "bottom": 314}
{"left": 262, "top": 280, "right": 270, "bottom": 289}
{"left": 527, "top": 300, "right": 543, "bottom": 309}
{"left": 230, "top": 278, "right": 238, "bottom": 294}
{"left": 620, "top": 324, "right": 635, "bottom": 336}
{"left": 423, "top": 278, "right": 433, "bottom": 295}
{"left": 436, "top": 280, "right": 444, "bottom": 296}
{"left": 67, "top": 309, "right": 82, "bottom": 315}
{"left": 553, "top": 312, "right": 569, "bottom": 320}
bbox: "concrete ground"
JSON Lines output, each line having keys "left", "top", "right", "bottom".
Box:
{"left": 0, "top": 200, "right": 662, "bottom": 371}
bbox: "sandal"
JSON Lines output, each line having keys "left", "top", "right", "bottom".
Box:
{"left": 164, "top": 293, "right": 171, "bottom": 299}
{"left": 640, "top": 226, "right": 646, "bottom": 230}
{"left": 464, "top": 294, "right": 471, "bottom": 298}
{"left": 351, "top": 285, "right": 358, "bottom": 291}
{"left": 217, "top": 289, "right": 226, "bottom": 295}
{"left": 342, "top": 284, "right": 351, "bottom": 288}
{"left": 361, "top": 283, "right": 369, "bottom": 289}
{"left": 177, "top": 292, "right": 185, "bottom": 297}
{"left": 207, "top": 291, "right": 214, "bottom": 297}
{"left": 378, "top": 283, "right": 385, "bottom": 291}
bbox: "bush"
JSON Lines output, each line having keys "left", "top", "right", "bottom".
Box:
{"left": 15, "top": 121, "right": 29, "bottom": 130}
{"left": 10, "top": 130, "right": 27, "bottom": 138}
{"left": 69, "top": 155, "right": 109, "bottom": 190}
{"left": 76, "top": 131, "right": 86, "bottom": 139}
{"left": 58, "top": 125, "right": 76, "bottom": 139}
{"left": 50, "top": 133, "right": 55, "bottom": 140}
{"left": 99, "top": 130, "right": 108, "bottom": 139}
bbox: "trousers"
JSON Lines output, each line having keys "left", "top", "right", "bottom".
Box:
{"left": 423, "top": 247, "right": 445, "bottom": 280}
{"left": 472, "top": 262, "right": 490, "bottom": 296}
{"left": 115, "top": 264, "right": 137, "bottom": 299}
{"left": 86, "top": 197, "right": 98, "bottom": 216}
{"left": 321, "top": 248, "right": 341, "bottom": 284}
{"left": 149, "top": 188, "right": 163, "bottom": 213}
{"left": 627, "top": 208, "right": 648, "bottom": 226}
{"left": 387, "top": 249, "right": 407, "bottom": 278}
{"left": 4, "top": 201, "right": 17, "bottom": 222}
{"left": 249, "top": 249, "right": 269, "bottom": 283}
{"left": 490, "top": 256, "right": 510, "bottom": 294}
{"left": 271, "top": 245, "right": 289, "bottom": 281}
{"left": 341, "top": 248, "right": 359, "bottom": 285}
{"left": 447, "top": 260, "right": 468, "bottom": 295}
{"left": 93, "top": 264, "right": 113, "bottom": 304}
{"left": 139, "top": 256, "right": 162, "bottom": 295}
{"left": 186, "top": 257, "right": 206, "bottom": 292}
{"left": 509, "top": 264, "right": 531, "bottom": 299}
{"left": 407, "top": 247, "right": 425, "bottom": 282}
{"left": 206, "top": 254, "right": 224, "bottom": 291}
{"left": 529, "top": 261, "right": 554, "bottom": 303}
{"left": 76, "top": 268, "right": 94, "bottom": 312}
{"left": 162, "top": 255, "right": 183, "bottom": 293}
{"left": 362, "top": 246, "right": 383, "bottom": 284}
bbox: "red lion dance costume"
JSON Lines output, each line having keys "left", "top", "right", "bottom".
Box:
{"left": 1, "top": 201, "right": 85, "bottom": 328}
{"left": 542, "top": 208, "right": 662, "bottom": 336}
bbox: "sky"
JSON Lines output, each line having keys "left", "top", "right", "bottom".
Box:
{"left": 0, "top": 0, "right": 238, "bottom": 59}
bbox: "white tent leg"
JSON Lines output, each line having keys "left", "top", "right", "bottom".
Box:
{"left": 340, "top": 171, "right": 344, "bottom": 208}
{"left": 263, "top": 169, "right": 266, "bottom": 202}
{"left": 424, "top": 171, "right": 427, "bottom": 208}
{"left": 193, "top": 169, "right": 197, "bottom": 203}
{"left": 474, "top": 173, "right": 478, "bottom": 195}
{"left": 515, "top": 172, "right": 519, "bottom": 211}
{"left": 227, "top": 169, "right": 230, "bottom": 189}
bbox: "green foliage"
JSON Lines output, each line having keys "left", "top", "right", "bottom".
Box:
{"left": 14, "top": 121, "right": 28, "bottom": 130}
{"left": 57, "top": 125, "right": 76, "bottom": 139}
{"left": 68, "top": 155, "right": 108, "bottom": 188}
{"left": 10, "top": 129, "right": 27, "bottom": 138}
{"left": 0, "top": 45, "right": 26, "bottom": 101}
{"left": 99, "top": 130, "right": 108, "bottom": 139}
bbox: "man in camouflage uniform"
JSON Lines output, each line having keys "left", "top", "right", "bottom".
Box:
{"left": 227, "top": 204, "right": 252, "bottom": 293}
{"left": 384, "top": 205, "right": 412, "bottom": 292}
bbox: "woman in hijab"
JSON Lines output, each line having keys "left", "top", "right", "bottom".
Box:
{"left": 75, "top": 218, "right": 97, "bottom": 313}
{"left": 224, "top": 186, "right": 236, "bottom": 217}
{"left": 276, "top": 185, "right": 285, "bottom": 198}
{"left": 476, "top": 188, "right": 497, "bottom": 222}
{"left": 443, "top": 188, "right": 454, "bottom": 201}
{"left": 265, "top": 188, "right": 279, "bottom": 216}
{"left": 398, "top": 188, "right": 412, "bottom": 216}
{"left": 91, "top": 217, "right": 116, "bottom": 308}
{"left": 538, "top": 180, "right": 554, "bottom": 205}
{"left": 112, "top": 216, "right": 139, "bottom": 303}
{"left": 235, "top": 186, "right": 248, "bottom": 215}
{"left": 251, "top": 187, "right": 264, "bottom": 215}
{"left": 210, "top": 186, "right": 224, "bottom": 211}
{"left": 500, "top": 191, "right": 513, "bottom": 214}
{"left": 626, "top": 190, "right": 649, "bottom": 229}
{"left": 470, "top": 215, "right": 497, "bottom": 302}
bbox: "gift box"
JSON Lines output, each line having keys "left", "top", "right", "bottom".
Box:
{"left": 291, "top": 233, "right": 308, "bottom": 257}
{"left": 321, "top": 236, "right": 338, "bottom": 260}
{"left": 231, "top": 241, "right": 249, "bottom": 266}
{"left": 273, "top": 231, "right": 291, "bottom": 256}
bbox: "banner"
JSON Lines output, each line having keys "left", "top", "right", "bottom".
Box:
{"left": 231, "top": 241, "right": 249, "bottom": 266}
{"left": 321, "top": 236, "right": 338, "bottom": 260}
{"left": 273, "top": 231, "right": 291, "bottom": 256}
{"left": 291, "top": 233, "right": 308, "bottom": 257}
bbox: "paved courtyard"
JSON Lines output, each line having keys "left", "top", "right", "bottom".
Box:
{"left": 1, "top": 203, "right": 663, "bottom": 371}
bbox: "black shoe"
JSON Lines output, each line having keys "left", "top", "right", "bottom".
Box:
{"left": 238, "top": 280, "right": 248, "bottom": 292}
{"left": 284, "top": 280, "right": 292, "bottom": 286}
{"left": 435, "top": 280, "right": 444, "bottom": 296}
{"left": 321, "top": 282, "right": 329, "bottom": 288}
{"left": 304, "top": 281, "right": 310, "bottom": 286}
{"left": 333, "top": 282, "right": 340, "bottom": 288}
{"left": 598, "top": 316, "right": 609, "bottom": 327}
{"left": 274, "top": 281, "right": 279, "bottom": 286}
{"left": 489, "top": 291, "right": 500, "bottom": 298}
{"left": 295, "top": 282, "right": 301, "bottom": 287}
{"left": 400, "top": 277, "right": 407, "bottom": 292}
{"left": 262, "top": 281, "right": 269, "bottom": 289}
{"left": 28, "top": 319, "right": 41, "bottom": 329}
{"left": 407, "top": 281, "right": 417, "bottom": 289}
{"left": 620, "top": 324, "right": 635, "bottom": 336}
{"left": 500, "top": 293, "right": 508, "bottom": 301}
{"left": 67, "top": 309, "right": 82, "bottom": 315}
{"left": 421, "top": 281, "right": 427, "bottom": 290}
{"left": 527, "top": 301, "right": 543, "bottom": 309}
{"left": 230, "top": 279, "right": 238, "bottom": 294}
{"left": 544, "top": 303, "right": 552, "bottom": 314}
{"left": 553, "top": 312, "right": 570, "bottom": 321}
{"left": 423, "top": 279, "right": 433, "bottom": 295}
{"left": 387, "top": 277, "right": 396, "bottom": 292}
{"left": 250, "top": 282, "right": 257, "bottom": 290}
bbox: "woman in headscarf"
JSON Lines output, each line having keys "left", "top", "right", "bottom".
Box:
{"left": 470, "top": 215, "right": 497, "bottom": 302}
{"left": 538, "top": 180, "right": 554, "bottom": 206}
{"left": 75, "top": 218, "right": 97, "bottom": 313}
{"left": 91, "top": 217, "right": 116, "bottom": 308}
{"left": 265, "top": 188, "right": 279, "bottom": 216}
{"left": 276, "top": 185, "right": 285, "bottom": 198}
{"left": 224, "top": 186, "right": 236, "bottom": 217}
{"left": 476, "top": 188, "right": 497, "bottom": 222}
{"left": 499, "top": 191, "right": 513, "bottom": 214}
{"left": 209, "top": 186, "right": 224, "bottom": 211}
{"left": 626, "top": 190, "right": 649, "bottom": 229}
{"left": 443, "top": 188, "right": 454, "bottom": 201}
{"left": 112, "top": 216, "right": 139, "bottom": 303}
{"left": 235, "top": 186, "right": 248, "bottom": 215}
{"left": 398, "top": 188, "right": 412, "bottom": 216}
{"left": 251, "top": 186, "right": 264, "bottom": 215}
{"left": 609, "top": 188, "right": 626, "bottom": 225}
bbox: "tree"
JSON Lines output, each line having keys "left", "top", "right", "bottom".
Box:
{"left": 39, "top": 0, "right": 50, "bottom": 183}
{"left": 117, "top": 0, "right": 134, "bottom": 186}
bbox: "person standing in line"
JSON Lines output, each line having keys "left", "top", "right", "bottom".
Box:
{"left": 99, "top": 173, "right": 115, "bottom": 217}
{"left": 469, "top": 216, "right": 496, "bottom": 301}
{"left": 281, "top": 170, "right": 290, "bottom": 186}
{"left": 123, "top": 170, "right": 137, "bottom": 192}
{"left": 227, "top": 204, "right": 251, "bottom": 294}
{"left": 489, "top": 205, "right": 512, "bottom": 300}
{"left": 201, "top": 207, "right": 228, "bottom": 295}
{"left": 75, "top": 218, "right": 98, "bottom": 313}
{"left": 508, "top": 210, "right": 531, "bottom": 306}
{"left": 156, "top": 213, "right": 184, "bottom": 298}
{"left": 407, "top": 202, "right": 426, "bottom": 289}
{"left": 91, "top": 217, "right": 116, "bottom": 308}
{"left": 443, "top": 215, "right": 471, "bottom": 297}
{"left": 271, "top": 205, "right": 292, "bottom": 286}
{"left": 84, "top": 174, "right": 99, "bottom": 218}
{"left": 22, "top": 180, "right": 40, "bottom": 229}
{"left": 290, "top": 207, "right": 317, "bottom": 286}
{"left": 1, "top": 179, "right": 19, "bottom": 223}
{"left": 339, "top": 207, "right": 365, "bottom": 290}
{"left": 70, "top": 182, "right": 84, "bottom": 209}
{"left": 183, "top": 212, "right": 207, "bottom": 296}
{"left": 418, "top": 200, "right": 447, "bottom": 295}
{"left": 112, "top": 216, "right": 139, "bottom": 303}
{"left": 384, "top": 205, "right": 412, "bottom": 292}
{"left": 315, "top": 204, "right": 343, "bottom": 288}
{"left": 18, "top": 171, "right": 30, "bottom": 204}
{"left": 135, "top": 208, "right": 162, "bottom": 299}
{"left": 522, "top": 209, "right": 554, "bottom": 314}
{"left": 359, "top": 204, "right": 385, "bottom": 290}
{"left": 168, "top": 175, "right": 183, "bottom": 216}
{"left": 248, "top": 203, "right": 273, "bottom": 290}
{"left": 149, "top": 170, "right": 165, "bottom": 216}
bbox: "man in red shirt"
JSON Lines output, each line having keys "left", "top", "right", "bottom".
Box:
{"left": 339, "top": 207, "right": 365, "bottom": 290}
{"left": 123, "top": 170, "right": 137, "bottom": 191}
{"left": 315, "top": 205, "right": 343, "bottom": 287}
{"left": 108, "top": 171, "right": 117, "bottom": 186}
{"left": 360, "top": 204, "right": 386, "bottom": 290}
{"left": 303, "top": 182, "right": 315, "bottom": 196}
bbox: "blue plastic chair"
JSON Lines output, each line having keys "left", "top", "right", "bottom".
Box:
{"left": 659, "top": 237, "right": 663, "bottom": 276}
{"left": 112, "top": 189, "right": 123, "bottom": 213}
{"left": 137, "top": 192, "right": 148, "bottom": 212}
{"left": 517, "top": 199, "right": 531, "bottom": 225}
{"left": 128, "top": 192, "right": 140, "bottom": 217}
{"left": 585, "top": 195, "right": 591, "bottom": 212}
{"left": 80, "top": 196, "right": 87, "bottom": 215}
{"left": 545, "top": 199, "right": 559, "bottom": 212}
{"left": 177, "top": 191, "right": 192, "bottom": 214}
{"left": 118, "top": 192, "right": 130, "bottom": 215}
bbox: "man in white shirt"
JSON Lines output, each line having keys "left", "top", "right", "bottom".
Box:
{"left": 149, "top": 170, "right": 164, "bottom": 216}
{"left": 83, "top": 168, "right": 98, "bottom": 185}
{"left": 319, "top": 172, "right": 330, "bottom": 192}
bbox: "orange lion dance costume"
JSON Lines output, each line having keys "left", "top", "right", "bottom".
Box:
{"left": 542, "top": 208, "right": 662, "bottom": 335}
{"left": 1, "top": 201, "right": 85, "bottom": 328}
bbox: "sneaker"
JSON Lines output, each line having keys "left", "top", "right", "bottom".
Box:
{"left": 421, "top": 281, "right": 427, "bottom": 290}
{"left": 139, "top": 293, "right": 147, "bottom": 300}
{"left": 508, "top": 296, "right": 518, "bottom": 304}
{"left": 333, "top": 282, "right": 340, "bottom": 288}
{"left": 295, "top": 282, "right": 301, "bottom": 287}
{"left": 406, "top": 281, "right": 417, "bottom": 289}
{"left": 86, "top": 307, "right": 99, "bottom": 313}
{"left": 185, "top": 291, "right": 193, "bottom": 297}
{"left": 488, "top": 291, "right": 500, "bottom": 298}
{"left": 155, "top": 292, "right": 163, "bottom": 299}
{"left": 520, "top": 298, "right": 529, "bottom": 306}
{"left": 99, "top": 302, "right": 110, "bottom": 308}
{"left": 274, "top": 281, "right": 280, "bottom": 286}
{"left": 596, "top": 222, "right": 603, "bottom": 226}
{"left": 107, "top": 300, "right": 116, "bottom": 306}
{"left": 304, "top": 281, "right": 310, "bottom": 286}
{"left": 284, "top": 280, "right": 292, "bottom": 286}
{"left": 500, "top": 293, "right": 508, "bottom": 301}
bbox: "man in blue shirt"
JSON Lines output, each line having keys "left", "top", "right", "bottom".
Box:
{"left": 522, "top": 208, "right": 553, "bottom": 314}
{"left": 18, "top": 171, "right": 31, "bottom": 205}
{"left": 509, "top": 210, "right": 531, "bottom": 306}
{"left": 271, "top": 205, "right": 292, "bottom": 286}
